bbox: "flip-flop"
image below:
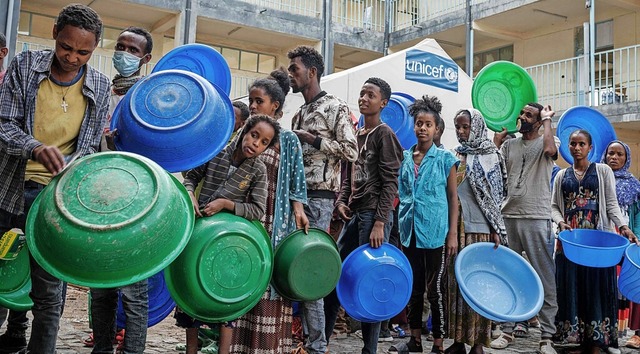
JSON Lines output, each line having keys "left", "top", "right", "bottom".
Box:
{"left": 82, "top": 333, "right": 94, "bottom": 347}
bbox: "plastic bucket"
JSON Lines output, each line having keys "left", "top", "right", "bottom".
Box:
{"left": 619, "top": 244, "right": 640, "bottom": 303}
{"left": 116, "top": 271, "right": 175, "bottom": 328}
{"left": 272, "top": 228, "right": 341, "bottom": 301}
{"left": 111, "top": 69, "right": 234, "bottom": 173}
{"left": 152, "top": 43, "right": 232, "bottom": 95}
{"left": 26, "top": 152, "right": 195, "bottom": 288}
{"left": 164, "top": 212, "right": 273, "bottom": 323}
{"left": 558, "top": 229, "right": 629, "bottom": 268}
{"left": 556, "top": 106, "right": 617, "bottom": 164}
{"left": 0, "top": 246, "right": 33, "bottom": 311}
{"left": 336, "top": 243, "right": 412, "bottom": 323}
{"left": 472, "top": 61, "right": 537, "bottom": 133}
{"left": 455, "top": 243, "right": 543, "bottom": 322}
{"left": 359, "top": 92, "right": 417, "bottom": 149}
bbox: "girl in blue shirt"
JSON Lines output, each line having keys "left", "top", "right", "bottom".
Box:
{"left": 389, "top": 95, "right": 458, "bottom": 354}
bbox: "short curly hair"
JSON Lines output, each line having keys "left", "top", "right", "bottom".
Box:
{"left": 121, "top": 26, "right": 153, "bottom": 55}
{"left": 232, "top": 101, "right": 250, "bottom": 121}
{"left": 287, "top": 45, "right": 324, "bottom": 83}
{"left": 364, "top": 77, "right": 391, "bottom": 101}
{"left": 56, "top": 4, "right": 102, "bottom": 44}
{"left": 409, "top": 94, "right": 443, "bottom": 128}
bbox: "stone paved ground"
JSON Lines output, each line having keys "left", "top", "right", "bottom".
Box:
{"left": 1, "top": 286, "right": 637, "bottom": 353}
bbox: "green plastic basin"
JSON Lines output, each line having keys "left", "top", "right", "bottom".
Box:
{"left": 165, "top": 212, "right": 273, "bottom": 323}
{"left": 272, "top": 228, "right": 341, "bottom": 301}
{"left": 25, "top": 152, "right": 194, "bottom": 288}
{"left": 0, "top": 246, "right": 33, "bottom": 311}
{"left": 472, "top": 61, "right": 537, "bottom": 133}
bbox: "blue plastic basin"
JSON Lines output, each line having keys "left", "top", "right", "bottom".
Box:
{"left": 558, "top": 229, "right": 629, "bottom": 268}
{"left": 359, "top": 92, "right": 417, "bottom": 149}
{"left": 111, "top": 69, "right": 234, "bottom": 172}
{"left": 116, "top": 271, "right": 175, "bottom": 328}
{"left": 454, "top": 243, "right": 543, "bottom": 322}
{"left": 336, "top": 243, "right": 412, "bottom": 323}
{"left": 618, "top": 244, "right": 640, "bottom": 302}
{"left": 152, "top": 43, "right": 232, "bottom": 95}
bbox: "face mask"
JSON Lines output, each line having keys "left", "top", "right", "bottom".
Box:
{"left": 517, "top": 118, "right": 536, "bottom": 133}
{"left": 112, "top": 51, "right": 142, "bottom": 77}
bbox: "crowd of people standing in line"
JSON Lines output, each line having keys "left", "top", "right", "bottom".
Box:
{"left": 2, "top": 3, "right": 640, "bottom": 354}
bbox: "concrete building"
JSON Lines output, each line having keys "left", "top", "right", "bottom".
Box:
{"left": 1, "top": 0, "right": 639, "bottom": 170}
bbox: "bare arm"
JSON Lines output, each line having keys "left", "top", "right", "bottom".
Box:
{"left": 445, "top": 164, "right": 459, "bottom": 258}
{"left": 540, "top": 105, "right": 557, "bottom": 158}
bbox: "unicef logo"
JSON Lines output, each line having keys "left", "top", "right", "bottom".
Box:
{"left": 445, "top": 67, "right": 458, "bottom": 83}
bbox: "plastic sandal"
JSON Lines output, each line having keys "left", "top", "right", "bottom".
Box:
{"left": 490, "top": 333, "right": 514, "bottom": 349}
{"left": 626, "top": 335, "right": 640, "bottom": 349}
{"left": 201, "top": 341, "right": 219, "bottom": 354}
{"left": 512, "top": 323, "right": 529, "bottom": 338}
{"left": 82, "top": 333, "right": 94, "bottom": 347}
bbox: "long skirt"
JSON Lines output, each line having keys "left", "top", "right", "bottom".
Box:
{"left": 445, "top": 232, "right": 492, "bottom": 347}
{"left": 555, "top": 253, "right": 618, "bottom": 349}
{"left": 230, "top": 289, "right": 293, "bottom": 354}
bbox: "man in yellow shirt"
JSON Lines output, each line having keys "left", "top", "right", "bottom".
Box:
{"left": 0, "top": 4, "right": 110, "bottom": 353}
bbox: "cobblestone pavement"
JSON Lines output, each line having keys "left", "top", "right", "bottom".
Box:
{"left": 1, "top": 286, "right": 637, "bottom": 354}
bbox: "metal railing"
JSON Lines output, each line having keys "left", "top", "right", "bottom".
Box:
{"left": 242, "top": 0, "right": 321, "bottom": 17}
{"left": 331, "top": 0, "right": 491, "bottom": 33}
{"left": 525, "top": 44, "right": 640, "bottom": 112}
{"left": 333, "top": 0, "right": 386, "bottom": 32}
{"left": 526, "top": 56, "right": 583, "bottom": 112}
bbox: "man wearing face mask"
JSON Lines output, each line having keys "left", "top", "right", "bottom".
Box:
{"left": 490, "top": 103, "right": 560, "bottom": 354}
{"left": 101, "top": 26, "right": 153, "bottom": 152}
{"left": 89, "top": 26, "right": 153, "bottom": 354}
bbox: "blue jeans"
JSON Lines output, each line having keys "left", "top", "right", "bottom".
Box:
{"left": 91, "top": 280, "right": 148, "bottom": 354}
{"left": 325, "top": 209, "right": 392, "bottom": 354}
{"left": 300, "top": 197, "right": 334, "bottom": 354}
{"left": 6, "top": 183, "right": 65, "bottom": 354}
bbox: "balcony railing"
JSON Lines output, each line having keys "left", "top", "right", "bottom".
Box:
{"left": 242, "top": 0, "right": 321, "bottom": 17}
{"left": 525, "top": 44, "right": 640, "bottom": 112}
{"left": 331, "top": 0, "right": 490, "bottom": 32}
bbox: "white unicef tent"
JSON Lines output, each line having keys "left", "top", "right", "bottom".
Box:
{"left": 280, "top": 38, "right": 474, "bottom": 149}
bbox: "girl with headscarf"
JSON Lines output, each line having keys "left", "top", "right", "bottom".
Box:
{"left": 601, "top": 140, "right": 640, "bottom": 350}
{"left": 445, "top": 108, "right": 507, "bottom": 354}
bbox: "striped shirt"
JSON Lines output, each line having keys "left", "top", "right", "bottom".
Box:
{"left": 182, "top": 138, "right": 268, "bottom": 221}
{"left": 0, "top": 50, "right": 110, "bottom": 215}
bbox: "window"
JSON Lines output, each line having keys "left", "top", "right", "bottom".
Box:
{"left": 199, "top": 41, "right": 277, "bottom": 74}
{"left": 258, "top": 54, "right": 276, "bottom": 74}
{"left": 453, "top": 45, "right": 514, "bottom": 76}
{"left": 240, "top": 51, "right": 258, "bottom": 72}
{"left": 574, "top": 20, "right": 613, "bottom": 56}
{"left": 221, "top": 48, "right": 240, "bottom": 70}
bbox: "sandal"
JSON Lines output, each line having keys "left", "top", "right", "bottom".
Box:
{"left": 626, "top": 335, "right": 640, "bottom": 349}
{"left": 388, "top": 337, "right": 423, "bottom": 353}
{"left": 490, "top": 333, "right": 514, "bottom": 349}
{"left": 82, "top": 333, "right": 94, "bottom": 347}
{"left": 201, "top": 341, "right": 219, "bottom": 354}
{"left": 512, "top": 323, "right": 529, "bottom": 338}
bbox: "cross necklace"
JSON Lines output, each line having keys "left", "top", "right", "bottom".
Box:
{"left": 49, "top": 67, "right": 73, "bottom": 113}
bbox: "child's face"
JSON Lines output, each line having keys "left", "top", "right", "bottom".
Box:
{"left": 249, "top": 87, "right": 279, "bottom": 118}
{"left": 358, "top": 83, "right": 387, "bottom": 116}
{"left": 241, "top": 121, "right": 275, "bottom": 158}
{"left": 414, "top": 112, "right": 437, "bottom": 144}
